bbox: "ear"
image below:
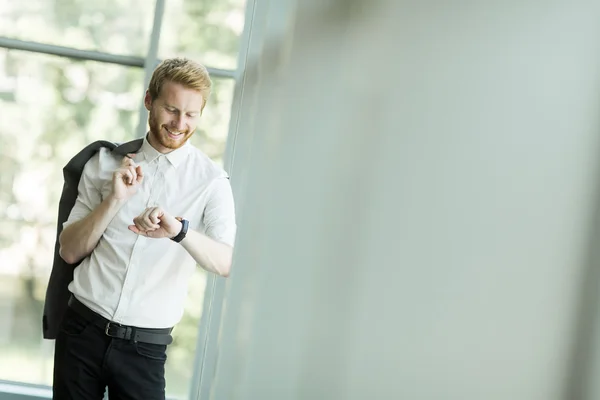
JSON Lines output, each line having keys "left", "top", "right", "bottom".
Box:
{"left": 200, "top": 97, "right": 207, "bottom": 115}
{"left": 144, "top": 90, "right": 152, "bottom": 111}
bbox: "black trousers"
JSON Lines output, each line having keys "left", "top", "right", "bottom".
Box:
{"left": 52, "top": 306, "right": 168, "bottom": 400}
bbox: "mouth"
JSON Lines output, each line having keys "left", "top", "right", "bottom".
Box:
{"left": 164, "top": 127, "right": 186, "bottom": 139}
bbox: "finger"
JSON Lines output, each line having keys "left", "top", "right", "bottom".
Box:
{"left": 132, "top": 216, "right": 143, "bottom": 231}
{"left": 135, "top": 212, "right": 159, "bottom": 231}
{"left": 149, "top": 207, "right": 162, "bottom": 224}
{"left": 133, "top": 217, "right": 149, "bottom": 232}
{"left": 127, "top": 166, "right": 138, "bottom": 185}
{"left": 130, "top": 225, "right": 162, "bottom": 239}
{"left": 135, "top": 219, "right": 154, "bottom": 233}
{"left": 122, "top": 156, "right": 136, "bottom": 167}
{"left": 149, "top": 208, "right": 162, "bottom": 228}
{"left": 135, "top": 165, "right": 144, "bottom": 184}
{"left": 128, "top": 225, "right": 147, "bottom": 236}
{"left": 142, "top": 207, "right": 156, "bottom": 223}
{"left": 121, "top": 169, "right": 134, "bottom": 185}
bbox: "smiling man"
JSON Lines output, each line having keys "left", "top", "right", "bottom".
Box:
{"left": 52, "top": 58, "right": 236, "bottom": 399}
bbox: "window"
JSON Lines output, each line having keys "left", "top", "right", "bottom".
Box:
{"left": 0, "top": 48, "right": 143, "bottom": 386}
{"left": 0, "top": 0, "right": 246, "bottom": 398}
{"left": 160, "top": 0, "right": 246, "bottom": 70}
{"left": 189, "top": 78, "right": 236, "bottom": 163}
{"left": 0, "top": 0, "right": 155, "bottom": 56}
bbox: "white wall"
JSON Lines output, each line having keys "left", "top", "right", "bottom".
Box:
{"left": 211, "top": 1, "right": 600, "bottom": 399}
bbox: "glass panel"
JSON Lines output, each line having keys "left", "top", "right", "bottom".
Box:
{"left": 188, "top": 78, "right": 235, "bottom": 164}
{"left": 160, "top": 0, "right": 247, "bottom": 71}
{"left": 0, "top": 48, "right": 143, "bottom": 385}
{"left": 0, "top": 0, "right": 155, "bottom": 56}
{"left": 164, "top": 77, "right": 235, "bottom": 399}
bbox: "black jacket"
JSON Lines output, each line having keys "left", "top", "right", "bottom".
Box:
{"left": 43, "top": 138, "right": 143, "bottom": 339}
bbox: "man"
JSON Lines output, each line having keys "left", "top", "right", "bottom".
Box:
{"left": 53, "top": 58, "right": 236, "bottom": 399}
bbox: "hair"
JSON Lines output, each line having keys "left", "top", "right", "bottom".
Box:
{"left": 147, "top": 58, "right": 212, "bottom": 111}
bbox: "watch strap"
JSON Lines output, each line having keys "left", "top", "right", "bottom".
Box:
{"left": 171, "top": 218, "right": 189, "bottom": 243}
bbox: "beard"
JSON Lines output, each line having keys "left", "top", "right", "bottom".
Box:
{"left": 148, "top": 110, "right": 195, "bottom": 152}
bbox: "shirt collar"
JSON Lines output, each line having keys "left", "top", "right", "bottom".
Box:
{"left": 139, "top": 133, "right": 191, "bottom": 168}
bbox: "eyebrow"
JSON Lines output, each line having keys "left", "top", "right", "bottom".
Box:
{"left": 163, "top": 104, "right": 199, "bottom": 114}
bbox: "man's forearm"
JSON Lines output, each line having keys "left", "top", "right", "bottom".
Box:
{"left": 180, "top": 229, "right": 233, "bottom": 277}
{"left": 59, "top": 195, "right": 126, "bottom": 264}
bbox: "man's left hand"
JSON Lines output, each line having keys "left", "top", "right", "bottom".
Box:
{"left": 128, "top": 207, "right": 182, "bottom": 239}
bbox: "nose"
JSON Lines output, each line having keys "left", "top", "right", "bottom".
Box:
{"left": 172, "top": 115, "right": 186, "bottom": 131}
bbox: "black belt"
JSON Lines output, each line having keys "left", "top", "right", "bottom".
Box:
{"left": 68, "top": 295, "right": 173, "bottom": 345}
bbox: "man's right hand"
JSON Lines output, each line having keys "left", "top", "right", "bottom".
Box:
{"left": 112, "top": 154, "right": 143, "bottom": 200}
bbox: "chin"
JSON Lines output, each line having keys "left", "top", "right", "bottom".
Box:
{"left": 161, "top": 134, "right": 188, "bottom": 150}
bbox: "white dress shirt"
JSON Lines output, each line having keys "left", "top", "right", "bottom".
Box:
{"left": 64, "top": 136, "right": 236, "bottom": 328}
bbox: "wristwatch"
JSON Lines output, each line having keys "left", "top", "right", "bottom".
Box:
{"left": 171, "top": 218, "right": 189, "bottom": 243}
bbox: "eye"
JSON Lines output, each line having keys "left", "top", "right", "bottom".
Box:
{"left": 187, "top": 113, "right": 199, "bottom": 118}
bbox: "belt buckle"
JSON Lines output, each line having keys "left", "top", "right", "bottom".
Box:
{"left": 105, "top": 321, "right": 122, "bottom": 338}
